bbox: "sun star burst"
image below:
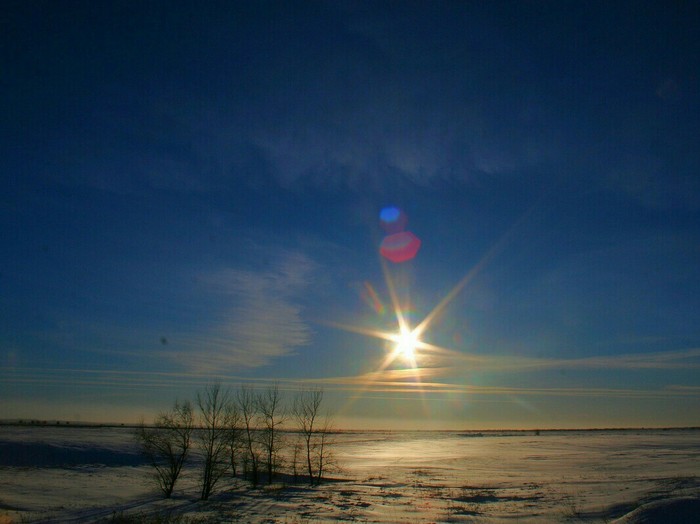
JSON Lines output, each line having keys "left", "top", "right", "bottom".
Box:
{"left": 393, "top": 326, "right": 419, "bottom": 362}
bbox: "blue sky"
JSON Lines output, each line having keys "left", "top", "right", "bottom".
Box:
{"left": 2, "top": 1, "right": 700, "bottom": 428}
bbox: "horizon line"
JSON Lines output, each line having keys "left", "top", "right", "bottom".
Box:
{"left": 2, "top": 419, "right": 699, "bottom": 433}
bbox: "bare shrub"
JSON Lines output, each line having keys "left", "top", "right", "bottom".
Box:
{"left": 136, "top": 400, "right": 194, "bottom": 498}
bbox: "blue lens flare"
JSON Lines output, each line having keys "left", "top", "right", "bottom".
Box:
{"left": 380, "top": 206, "right": 401, "bottom": 224}
{"left": 379, "top": 206, "right": 408, "bottom": 234}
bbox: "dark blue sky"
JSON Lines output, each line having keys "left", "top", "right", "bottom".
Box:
{"left": 2, "top": 1, "right": 700, "bottom": 428}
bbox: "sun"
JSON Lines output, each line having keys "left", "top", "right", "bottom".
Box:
{"left": 394, "top": 327, "right": 419, "bottom": 361}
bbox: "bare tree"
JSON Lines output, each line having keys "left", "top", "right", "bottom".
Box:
{"left": 226, "top": 402, "right": 244, "bottom": 478}
{"left": 136, "top": 400, "right": 194, "bottom": 498}
{"left": 293, "top": 387, "right": 325, "bottom": 485}
{"left": 291, "top": 436, "right": 303, "bottom": 483}
{"left": 257, "top": 383, "right": 286, "bottom": 484}
{"left": 236, "top": 385, "right": 260, "bottom": 486}
{"left": 197, "top": 384, "right": 233, "bottom": 500}
{"left": 315, "top": 415, "right": 337, "bottom": 482}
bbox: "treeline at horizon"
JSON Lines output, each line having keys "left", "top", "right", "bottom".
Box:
{"left": 4, "top": 418, "right": 699, "bottom": 433}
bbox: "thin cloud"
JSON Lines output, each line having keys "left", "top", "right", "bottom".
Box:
{"left": 302, "top": 347, "right": 700, "bottom": 399}
{"left": 665, "top": 385, "right": 700, "bottom": 392}
{"left": 168, "top": 251, "right": 316, "bottom": 372}
{"left": 567, "top": 348, "right": 700, "bottom": 370}
{"left": 4, "top": 363, "right": 699, "bottom": 401}
{"left": 0, "top": 366, "right": 302, "bottom": 392}
{"left": 312, "top": 369, "right": 700, "bottom": 400}
{"left": 24, "top": 251, "right": 317, "bottom": 373}
{"left": 422, "top": 347, "right": 700, "bottom": 372}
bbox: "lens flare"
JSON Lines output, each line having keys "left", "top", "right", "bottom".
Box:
{"left": 362, "top": 281, "right": 386, "bottom": 315}
{"left": 379, "top": 206, "right": 407, "bottom": 233}
{"left": 378, "top": 206, "right": 421, "bottom": 263}
{"left": 380, "top": 231, "right": 421, "bottom": 263}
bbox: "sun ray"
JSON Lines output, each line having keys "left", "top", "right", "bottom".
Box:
{"left": 321, "top": 320, "right": 403, "bottom": 344}
{"left": 381, "top": 257, "right": 410, "bottom": 334}
{"left": 413, "top": 199, "right": 543, "bottom": 341}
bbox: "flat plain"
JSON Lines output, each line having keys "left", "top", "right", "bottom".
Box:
{"left": 1, "top": 426, "right": 699, "bottom": 523}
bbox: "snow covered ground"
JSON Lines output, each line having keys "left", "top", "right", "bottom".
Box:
{"left": 1, "top": 426, "right": 698, "bottom": 522}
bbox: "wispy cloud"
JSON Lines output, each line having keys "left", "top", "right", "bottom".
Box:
{"left": 420, "top": 347, "right": 700, "bottom": 373}
{"left": 165, "top": 251, "right": 316, "bottom": 372}
{"left": 0, "top": 366, "right": 303, "bottom": 395}
{"left": 10, "top": 250, "right": 318, "bottom": 375}
{"left": 665, "top": 385, "right": 700, "bottom": 392}
{"left": 5, "top": 365, "right": 699, "bottom": 401}
{"left": 301, "top": 347, "right": 700, "bottom": 400}
{"left": 564, "top": 348, "right": 700, "bottom": 370}
{"left": 311, "top": 367, "right": 700, "bottom": 400}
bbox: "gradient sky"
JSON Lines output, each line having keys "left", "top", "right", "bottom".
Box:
{"left": 2, "top": 1, "right": 700, "bottom": 429}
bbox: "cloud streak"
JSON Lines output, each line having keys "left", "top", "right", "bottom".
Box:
{"left": 303, "top": 347, "right": 700, "bottom": 400}
{"left": 4, "top": 365, "right": 699, "bottom": 402}
{"left": 312, "top": 373, "right": 700, "bottom": 400}
{"left": 417, "top": 347, "right": 700, "bottom": 373}
{"left": 165, "top": 251, "right": 316, "bottom": 372}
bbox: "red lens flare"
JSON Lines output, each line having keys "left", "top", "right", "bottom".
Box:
{"left": 380, "top": 231, "right": 421, "bottom": 263}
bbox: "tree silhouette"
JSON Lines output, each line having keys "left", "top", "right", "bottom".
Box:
{"left": 136, "top": 400, "right": 194, "bottom": 498}
{"left": 236, "top": 385, "right": 261, "bottom": 486}
{"left": 257, "top": 383, "right": 286, "bottom": 484}
{"left": 293, "top": 388, "right": 332, "bottom": 485}
{"left": 197, "top": 384, "right": 233, "bottom": 500}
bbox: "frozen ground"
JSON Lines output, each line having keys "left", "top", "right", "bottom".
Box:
{"left": 1, "top": 426, "right": 698, "bottom": 523}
